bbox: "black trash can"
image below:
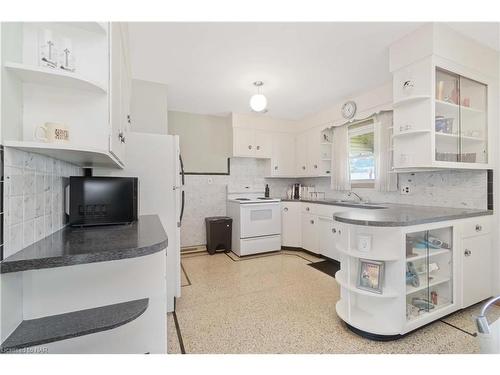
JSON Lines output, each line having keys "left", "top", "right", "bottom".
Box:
{"left": 205, "top": 216, "right": 232, "bottom": 255}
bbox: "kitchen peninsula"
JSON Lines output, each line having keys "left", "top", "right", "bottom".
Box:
{"left": 0, "top": 215, "right": 168, "bottom": 353}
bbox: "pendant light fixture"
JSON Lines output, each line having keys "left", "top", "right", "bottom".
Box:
{"left": 249, "top": 81, "right": 267, "bottom": 113}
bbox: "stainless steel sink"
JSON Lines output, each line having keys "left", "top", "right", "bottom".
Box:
{"left": 323, "top": 200, "right": 387, "bottom": 209}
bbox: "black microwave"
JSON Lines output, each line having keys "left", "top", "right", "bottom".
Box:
{"left": 69, "top": 176, "right": 138, "bottom": 227}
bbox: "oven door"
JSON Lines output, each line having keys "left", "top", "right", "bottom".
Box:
{"left": 239, "top": 203, "right": 281, "bottom": 238}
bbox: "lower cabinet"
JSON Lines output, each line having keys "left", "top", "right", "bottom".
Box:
{"left": 281, "top": 202, "right": 302, "bottom": 247}
{"left": 462, "top": 234, "right": 492, "bottom": 308}
{"left": 301, "top": 213, "right": 319, "bottom": 254}
{"left": 318, "top": 217, "right": 338, "bottom": 261}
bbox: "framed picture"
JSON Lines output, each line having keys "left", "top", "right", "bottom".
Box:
{"left": 357, "top": 259, "right": 385, "bottom": 294}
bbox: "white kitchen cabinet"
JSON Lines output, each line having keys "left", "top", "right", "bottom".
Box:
{"left": 462, "top": 234, "right": 492, "bottom": 308}
{"left": 295, "top": 135, "right": 308, "bottom": 176}
{"left": 295, "top": 127, "right": 332, "bottom": 177}
{"left": 281, "top": 202, "right": 301, "bottom": 247}
{"left": 301, "top": 213, "right": 320, "bottom": 254}
{"left": 270, "top": 132, "right": 295, "bottom": 176}
{"left": 109, "top": 22, "right": 130, "bottom": 165}
{"left": 0, "top": 22, "right": 122, "bottom": 168}
{"left": 319, "top": 217, "right": 338, "bottom": 261}
{"left": 232, "top": 128, "right": 272, "bottom": 158}
{"left": 391, "top": 55, "right": 493, "bottom": 170}
{"left": 307, "top": 128, "right": 322, "bottom": 175}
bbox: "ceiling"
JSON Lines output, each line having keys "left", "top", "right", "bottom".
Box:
{"left": 128, "top": 22, "right": 499, "bottom": 120}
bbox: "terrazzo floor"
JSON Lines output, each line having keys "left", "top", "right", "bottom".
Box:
{"left": 167, "top": 250, "right": 500, "bottom": 354}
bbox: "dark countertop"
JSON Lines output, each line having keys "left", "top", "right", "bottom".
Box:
{"left": 0, "top": 298, "right": 149, "bottom": 352}
{"left": 280, "top": 199, "right": 492, "bottom": 227}
{"left": 1, "top": 215, "right": 168, "bottom": 274}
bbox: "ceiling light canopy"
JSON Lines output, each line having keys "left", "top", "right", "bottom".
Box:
{"left": 249, "top": 81, "right": 267, "bottom": 113}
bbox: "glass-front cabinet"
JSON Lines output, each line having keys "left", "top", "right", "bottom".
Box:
{"left": 435, "top": 68, "right": 487, "bottom": 164}
{"left": 405, "top": 226, "right": 453, "bottom": 321}
{"left": 392, "top": 56, "right": 491, "bottom": 170}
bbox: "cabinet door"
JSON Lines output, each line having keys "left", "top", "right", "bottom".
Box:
{"left": 295, "top": 134, "right": 308, "bottom": 176}
{"left": 319, "top": 217, "right": 337, "bottom": 260}
{"left": 459, "top": 76, "right": 488, "bottom": 164}
{"left": 233, "top": 128, "right": 255, "bottom": 157}
{"left": 109, "top": 23, "right": 126, "bottom": 163}
{"left": 301, "top": 213, "right": 319, "bottom": 254}
{"left": 307, "top": 128, "right": 322, "bottom": 176}
{"left": 281, "top": 202, "right": 301, "bottom": 247}
{"left": 254, "top": 130, "right": 272, "bottom": 158}
{"left": 462, "top": 235, "right": 492, "bottom": 308}
{"left": 271, "top": 133, "right": 295, "bottom": 176}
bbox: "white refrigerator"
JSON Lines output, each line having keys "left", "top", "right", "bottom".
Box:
{"left": 95, "top": 132, "right": 182, "bottom": 312}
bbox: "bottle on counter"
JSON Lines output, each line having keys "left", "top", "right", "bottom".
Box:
{"left": 265, "top": 184, "right": 270, "bottom": 198}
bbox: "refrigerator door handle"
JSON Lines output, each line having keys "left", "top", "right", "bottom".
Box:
{"left": 179, "top": 190, "right": 185, "bottom": 226}
{"left": 179, "top": 154, "right": 185, "bottom": 186}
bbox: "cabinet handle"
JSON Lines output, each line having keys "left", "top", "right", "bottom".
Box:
{"left": 475, "top": 224, "right": 482, "bottom": 232}
{"left": 464, "top": 249, "right": 472, "bottom": 257}
{"left": 274, "top": 166, "right": 278, "bottom": 170}
{"left": 399, "top": 124, "right": 412, "bottom": 132}
{"left": 310, "top": 220, "right": 314, "bottom": 224}
{"left": 283, "top": 207, "right": 288, "bottom": 212}
{"left": 127, "top": 114, "right": 131, "bottom": 124}
{"left": 248, "top": 145, "right": 252, "bottom": 150}
{"left": 302, "top": 166, "right": 306, "bottom": 170}
{"left": 118, "top": 131, "right": 125, "bottom": 143}
{"left": 306, "top": 207, "right": 310, "bottom": 211}
{"left": 256, "top": 145, "right": 260, "bottom": 150}
{"left": 332, "top": 228, "right": 337, "bottom": 234}
{"left": 314, "top": 164, "right": 318, "bottom": 169}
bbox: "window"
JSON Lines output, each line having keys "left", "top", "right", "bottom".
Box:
{"left": 348, "top": 121, "right": 375, "bottom": 187}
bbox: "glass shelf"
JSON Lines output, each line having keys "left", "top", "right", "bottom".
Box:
{"left": 405, "top": 226, "right": 453, "bottom": 321}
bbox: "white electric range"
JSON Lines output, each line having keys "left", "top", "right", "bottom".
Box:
{"left": 226, "top": 187, "right": 282, "bottom": 256}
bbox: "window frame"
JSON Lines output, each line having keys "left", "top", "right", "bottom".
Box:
{"left": 348, "top": 120, "right": 376, "bottom": 188}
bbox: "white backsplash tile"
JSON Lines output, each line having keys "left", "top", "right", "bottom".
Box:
{"left": 3, "top": 147, "right": 83, "bottom": 258}
{"left": 180, "top": 158, "right": 488, "bottom": 248}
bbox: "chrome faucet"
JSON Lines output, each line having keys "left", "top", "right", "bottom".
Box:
{"left": 347, "top": 191, "right": 363, "bottom": 203}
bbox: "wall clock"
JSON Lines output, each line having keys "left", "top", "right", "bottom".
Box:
{"left": 341, "top": 101, "right": 357, "bottom": 120}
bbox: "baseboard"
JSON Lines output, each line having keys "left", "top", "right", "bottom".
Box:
{"left": 281, "top": 246, "right": 321, "bottom": 259}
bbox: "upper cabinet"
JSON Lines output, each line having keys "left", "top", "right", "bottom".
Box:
{"left": 392, "top": 57, "right": 491, "bottom": 170}
{"left": 0, "top": 22, "right": 126, "bottom": 168}
{"left": 296, "top": 126, "right": 332, "bottom": 177}
{"left": 231, "top": 113, "right": 332, "bottom": 178}
{"left": 109, "top": 22, "right": 132, "bottom": 165}
{"left": 270, "top": 132, "right": 295, "bottom": 177}
{"left": 390, "top": 23, "right": 497, "bottom": 171}
{"left": 232, "top": 127, "right": 272, "bottom": 158}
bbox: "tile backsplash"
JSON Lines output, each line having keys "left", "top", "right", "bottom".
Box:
{"left": 2, "top": 147, "right": 82, "bottom": 259}
{"left": 300, "top": 169, "right": 488, "bottom": 210}
{"left": 181, "top": 158, "right": 488, "bottom": 248}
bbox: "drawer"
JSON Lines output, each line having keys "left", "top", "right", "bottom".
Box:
{"left": 461, "top": 216, "right": 492, "bottom": 238}
{"left": 239, "top": 235, "right": 282, "bottom": 256}
{"left": 302, "top": 203, "right": 321, "bottom": 215}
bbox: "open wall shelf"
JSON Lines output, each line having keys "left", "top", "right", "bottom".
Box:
{"left": 4, "top": 141, "right": 123, "bottom": 169}
{"left": 5, "top": 61, "right": 107, "bottom": 93}
{"left": 0, "top": 299, "right": 148, "bottom": 352}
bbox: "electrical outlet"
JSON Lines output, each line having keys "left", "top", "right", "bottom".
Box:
{"left": 400, "top": 184, "right": 411, "bottom": 195}
{"left": 399, "top": 174, "right": 415, "bottom": 195}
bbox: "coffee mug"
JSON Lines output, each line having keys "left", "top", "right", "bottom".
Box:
{"left": 34, "top": 123, "right": 70, "bottom": 143}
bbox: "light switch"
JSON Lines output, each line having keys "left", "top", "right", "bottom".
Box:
{"left": 357, "top": 234, "right": 372, "bottom": 253}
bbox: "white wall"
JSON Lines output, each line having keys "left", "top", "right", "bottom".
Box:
{"left": 297, "top": 82, "right": 393, "bottom": 132}
{"left": 130, "top": 79, "right": 168, "bottom": 135}
{"left": 168, "top": 111, "right": 232, "bottom": 174}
